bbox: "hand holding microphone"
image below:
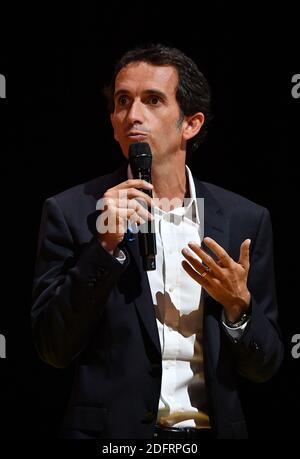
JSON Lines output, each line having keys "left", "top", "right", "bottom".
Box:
{"left": 96, "top": 177, "right": 154, "bottom": 256}
{"left": 129, "top": 142, "right": 157, "bottom": 271}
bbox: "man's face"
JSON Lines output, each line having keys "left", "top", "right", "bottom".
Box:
{"left": 110, "top": 62, "right": 185, "bottom": 162}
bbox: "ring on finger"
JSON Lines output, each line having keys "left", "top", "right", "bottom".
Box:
{"left": 200, "top": 266, "right": 211, "bottom": 278}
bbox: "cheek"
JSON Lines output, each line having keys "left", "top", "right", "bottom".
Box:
{"left": 111, "top": 116, "right": 123, "bottom": 139}
{"left": 161, "top": 120, "right": 183, "bottom": 141}
{"left": 111, "top": 112, "right": 122, "bottom": 127}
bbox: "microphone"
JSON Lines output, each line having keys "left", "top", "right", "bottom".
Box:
{"left": 128, "top": 142, "right": 157, "bottom": 271}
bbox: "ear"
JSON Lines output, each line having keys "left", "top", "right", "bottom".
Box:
{"left": 182, "top": 112, "right": 205, "bottom": 141}
{"left": 110, "top": 113, "right": 119, "bottom": 141}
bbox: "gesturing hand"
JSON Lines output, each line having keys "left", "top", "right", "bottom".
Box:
{"left": 181, "top": 237, "right": 251, "bottom": 323}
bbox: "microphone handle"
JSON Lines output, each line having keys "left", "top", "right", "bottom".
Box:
{"left": 136, "top": 169, "right": 157, "bottom": 271}
{"left": 137, "top": 169, "right": 152, "bottom": 197}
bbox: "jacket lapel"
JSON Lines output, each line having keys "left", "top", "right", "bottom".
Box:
{"left": 193, "top": 176, "right": 228, "bottom": 374}
{"left": 113, "top": 162, "right": 162, "bottom": 357}
{"left": 193, "top": 177, "right": 228, "bottom": 253}
{"left": 123, "top": 236, "right": 162, "bottom": 358}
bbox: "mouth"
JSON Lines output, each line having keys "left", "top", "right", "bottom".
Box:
{"left": 126, "top": 131, "right": 148, "bottom": 141}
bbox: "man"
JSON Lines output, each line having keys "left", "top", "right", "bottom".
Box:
{"left": 31, "top": 44, "right": 283, "bottom": 439}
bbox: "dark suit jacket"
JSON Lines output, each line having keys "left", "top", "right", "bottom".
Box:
{"left": 31, "top": 162, "right": 283, "bottom": 439}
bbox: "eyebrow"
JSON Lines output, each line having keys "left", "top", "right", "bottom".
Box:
{"left": 114, "top": 88, "right": 168, "bottom": 100}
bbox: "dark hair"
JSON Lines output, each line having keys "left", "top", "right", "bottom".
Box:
{"left": 103, "top": 43, "right": 212, "bottom": 155}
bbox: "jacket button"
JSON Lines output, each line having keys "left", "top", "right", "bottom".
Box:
{"left": 96, "top": 267, "right": 107, "bottom": 279}
{"left": 250, "top": 340, "right": 259, "bottom": 351}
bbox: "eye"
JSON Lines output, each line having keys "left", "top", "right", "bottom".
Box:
{"left": 147, "top": 95, "right": 161, "bottom": 105}
{"left": 117, "top": 95, "right": 129, "bottom": 106}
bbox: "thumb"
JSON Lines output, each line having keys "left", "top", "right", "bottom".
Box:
{"left": 239, "top": 239, "right": 251, "bottom": 269}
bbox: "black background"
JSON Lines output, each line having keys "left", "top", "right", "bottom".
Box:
{"left": 0, "top": 2, "right": 299, "bottom": 441}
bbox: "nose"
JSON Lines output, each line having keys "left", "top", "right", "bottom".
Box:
{"left": 127, "top": 99, "right": 144, "bottom": 125}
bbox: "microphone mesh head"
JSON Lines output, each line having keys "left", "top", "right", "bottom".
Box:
{"left": 129, "top": 142, "right": 152, "bottom": 171}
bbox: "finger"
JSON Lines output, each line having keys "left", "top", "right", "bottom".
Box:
{"left": 118, "top": 197, "right": 145, "bottom": 211}
{"left": 121, "top": 208, "right": 148, "bottom": 227}
{"left": 128, "top": 212, "right": 147, "bottom": 226}
{"left": 110, "top": 188, "right": 153, "bottom": 208}
{"left": 113, "top": 197, "right": 152, "bottom": 221}
{"left": 109, "top": 208, "right": 147, "bottom": 232}
{"left": 187, "top": 241, "right": 224, "bottom": 277}
{"left": 182, "top": 260, "right": 210, "bottom": 286}
{"left": 181, "top": 248, "right": 212, "bottom": 277}
{"left": 126, "top": 189, "right": 153, "bottom": 207}
{"left": 203, "top": 237, "right": 232, "bottom": 267}
{"left": 103, "top": 207, "right": 136, "bottom": 228}
{"left": 116, "top": 179, "right": 153, "bottom": 191}
{"left": 239, "top": 239, "right": 251, "bottom": 269}
{"left": 127, "top": 199, "right": 154, "bottom": 221}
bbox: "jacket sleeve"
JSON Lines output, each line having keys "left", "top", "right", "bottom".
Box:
{"left": 31, "top": 196, "right": 129, "bottom": 369}
{"left": 225, "top": 207, "right": 284, "bottom": 382}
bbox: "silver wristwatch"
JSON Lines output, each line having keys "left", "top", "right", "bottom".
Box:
{"left": 225, "top": 313, "right": 250, "bottom": 329}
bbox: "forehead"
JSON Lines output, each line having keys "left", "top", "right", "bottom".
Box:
{"left": 114, "top": 62, "right": 179, "bottom": 95}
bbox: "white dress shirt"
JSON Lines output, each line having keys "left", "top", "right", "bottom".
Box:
{"left": 146, "top": 166, "right": 209, "bottom": 428}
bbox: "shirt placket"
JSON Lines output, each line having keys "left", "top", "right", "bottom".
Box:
{"left": 160, "top": 215, "right": 181, "bottom": 405}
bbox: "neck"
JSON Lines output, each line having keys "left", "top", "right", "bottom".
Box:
{"left": 151, "top": 156, "right": 189, "bottom": 210}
